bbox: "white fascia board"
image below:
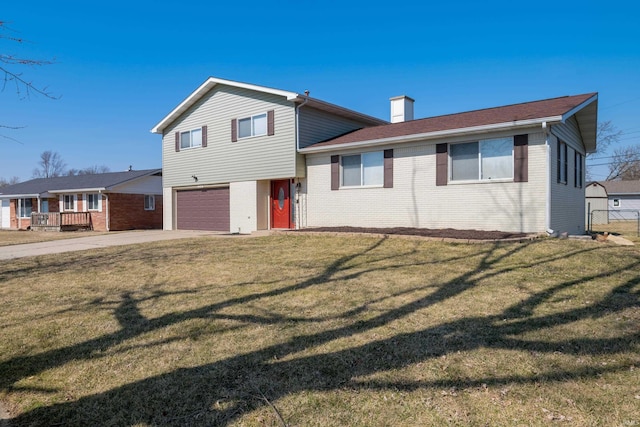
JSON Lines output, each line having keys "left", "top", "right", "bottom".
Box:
{"left": 607, "top": 192, "right": 640, "bottom": 196}
{"left": 561, "top": 93, "right": 598, "bottom": 122}
{"left": 299, "top": 116, "right": 562, "bottom": 153}
{"left": 151, "top": 77, "right": 299, "bottom": 134}
{"left": 0, "top": 193, "right": 41, "bottom": 199}
{"left": 49, "top": 188, "right": 106, "bottom": 194}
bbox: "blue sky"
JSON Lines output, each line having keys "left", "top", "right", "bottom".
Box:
{"left": 2, "top": 0, "right": 639, "bottom": 181}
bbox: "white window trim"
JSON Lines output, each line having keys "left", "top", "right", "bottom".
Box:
{"left": 18, "top": 198, "right": 32, "bottom": 218}
{"left": 60, "top": 194, "right": 77, "bottom": 212}
{"left": 180, "top": 128, "right": 202, "bottom": 150}
{"left": 83, "top": 193, "right": 102, "bottom": 212}
{"left": 144, "top": 195, "right": 155, "bottom": 211}
{"left": 237, "top": 112, "right": 268, "bottom": 139}
{"left": 340, "top": 151, "right": 384, "bottom": 188}
{"left": 449, "top": 137, "right": 514, "bottom": 183}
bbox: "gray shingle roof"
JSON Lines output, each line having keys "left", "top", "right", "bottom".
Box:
{"left": 0, "top": 169, "right": 161, "bottom": 197}
{"left": 598, "top": 180, "right": 640, "bottom": 195}
{"left": 303, "top": 93, "right": 597, "bottom": 149}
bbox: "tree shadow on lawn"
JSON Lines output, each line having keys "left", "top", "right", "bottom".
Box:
{"left": 3, "top": 239, "right": 640, "bottom": 426}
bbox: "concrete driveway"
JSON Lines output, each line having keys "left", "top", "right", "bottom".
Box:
{"left": 0, "top": 230, "right": 265, "bottom": 260}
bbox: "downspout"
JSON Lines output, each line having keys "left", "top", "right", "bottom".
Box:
{"left": 542, "top": 121, "right": 552, "bottom": 233}
{"left": 294, "top": 95, "right": 310, "bottom": 230}
{"left": 104, "top": 193, "right": 110, "bottom": 231}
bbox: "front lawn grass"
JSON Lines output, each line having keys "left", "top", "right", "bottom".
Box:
{"left": 0, "top": 235, "right": 638, "bottom": 426}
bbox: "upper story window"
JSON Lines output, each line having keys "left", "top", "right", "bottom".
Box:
{"left": 86, "top": 193, "right": 100, "bottom": 211}
{"left": 144, "top": 195, "right": 155, "bottom": 211}
{"left": 180, "top": 128, "right": 202, "bottom": 149}
{"left": 341, "top": 151, "right": 384, "bottom": 187}
{"left": 19, "top": 198, "right": 32, "bottom": 218}
{"left": 238, "top": 113, "right": 267, "bottom": 139}
{"left": 450, "top": 137, "right": 513, "bottom": 181}
{"left": 557, "top": 141, "right": 568, "bottom": 184}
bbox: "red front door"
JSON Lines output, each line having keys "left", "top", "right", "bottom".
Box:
{"left": 271, "top": 180, "right": 291, "bottom": 229}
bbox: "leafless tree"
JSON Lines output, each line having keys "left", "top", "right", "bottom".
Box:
{"left": 586, "top": 121, "right": 624, "bottom": 181}
{"left": 596, "top": 121, "right": 622, "bottom": 154}
{"left": 606, "top": 145, "right": 640, "bottom": 181}
{"left": 0, "top": 176, "right": 20, "bottom": 187}
{"left": 32, "top": 150, "right": 66, "bottom": 178}
{"left": 67, "top": 165, "right": 111, "bottom": 176}
{"left": 1, "top": 21, "right": 56, "bottom": 142}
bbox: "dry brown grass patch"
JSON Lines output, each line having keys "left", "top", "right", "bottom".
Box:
{"left": 0, "top": 235, "right": 638, "bottom": 426}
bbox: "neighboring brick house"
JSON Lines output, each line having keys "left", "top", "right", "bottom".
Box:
{"left": 0, "top": 169, "right": 162, "bottom": 231}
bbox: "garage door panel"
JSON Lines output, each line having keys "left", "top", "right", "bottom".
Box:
{"left": 177, "top": 188, "right": 230, "bottom": 231}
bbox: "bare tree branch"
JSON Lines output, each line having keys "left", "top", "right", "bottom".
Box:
{"left": 606, "top": 145, "right": 640, "bottom": 181}
{"left": 1, "top": 20, "right": 57, "bottom": 142}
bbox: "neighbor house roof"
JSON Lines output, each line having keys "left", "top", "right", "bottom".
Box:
{"left": 300, "top": 93, "right": 598, "bottom": 153}
{"left": 597, "top": 180, "right": 640, "bottom": 196}
{"left": 0, "top": 169, "right": 162, "bottom": 198}
{"left": 151, "top": 76, "right": 387, "bottom": 134}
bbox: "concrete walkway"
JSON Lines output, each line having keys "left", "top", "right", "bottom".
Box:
{"left": 0, "top": 230, "right": 269, "bottom": 260}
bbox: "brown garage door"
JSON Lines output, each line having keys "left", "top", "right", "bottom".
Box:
{"left": 176, "top": 187, "right": 230, "bottom": 231}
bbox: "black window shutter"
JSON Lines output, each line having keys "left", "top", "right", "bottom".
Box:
{"left": 231, "top": 119, "right": 237, "bottom": 142}
{"left": 175, "top": 132, "right": 180, "bottom": 152}
{"left": 267, "top": 110, "right": 275, "bottom": 136}
{"left": 513, "top": 134, "right": 528, "bottom": 182}
{"left": 436, "top": 143, "right": 448, "bottom": 186}
{"left": 331, "top": 155, "right": 339, "bottom": 190}
{"left": 202, "top": 125, "right": 208, "bottom": 148}
{"left": 383, "top": 149, "right": 393, "bottom": 188}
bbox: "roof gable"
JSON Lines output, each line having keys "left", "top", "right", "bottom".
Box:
{"left": 301, "top": 93, "right": 598, "bottom": 152}
{"left": 0, "top": 169, "right": 162, "bottom": 198}
{"left": 151, "top": 76, "right": 386, "bottom": 134}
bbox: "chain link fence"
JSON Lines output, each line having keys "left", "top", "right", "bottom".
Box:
{"left": 588, "top": 209, "right": 640, "bottom": 236}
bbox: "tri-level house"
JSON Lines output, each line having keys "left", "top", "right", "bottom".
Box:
{"left": 152, "top": 77, "right": 597, "bottom": 235}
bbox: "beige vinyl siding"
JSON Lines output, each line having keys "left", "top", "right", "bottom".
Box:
{"left": 304, "top": 129, "right": 547, "bottom": 233}
{"left": 549, "top": 133, "right": 586, "bottom": 234}
{"left": 162, "top": 85, "right": 297, "bottom": 188}
{"left": 296, "top": 107, "right": 376, "bottom": 177}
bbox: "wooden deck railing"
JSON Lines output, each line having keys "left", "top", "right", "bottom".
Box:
{"left": 30, "top": 212, "right": 92, "bottom": 231}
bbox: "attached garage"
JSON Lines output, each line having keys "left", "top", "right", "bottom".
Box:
{"left": 176, "top": 187, "right": 230, "bottom": 231}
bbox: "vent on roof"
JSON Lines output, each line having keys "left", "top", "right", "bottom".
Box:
{"left": 390, "top": 95, "right": 414, "bottom": 123}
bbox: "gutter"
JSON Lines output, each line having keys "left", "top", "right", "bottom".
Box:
{"left": 104, "top": 193, "right": 110, "bottom": 231}
{"left": 294, "top": 96, "right": 310, "bottom": 230}
{"left": 299, "top": 116, "right": 563, "bottom": 154}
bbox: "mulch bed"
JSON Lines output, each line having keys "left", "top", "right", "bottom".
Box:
{"left": 290, "top": 226, "right": 529, "bottom": 241}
